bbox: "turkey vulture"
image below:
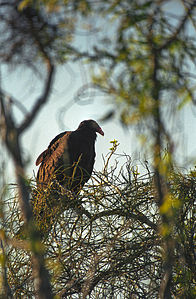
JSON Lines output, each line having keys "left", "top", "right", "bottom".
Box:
{"left": 36, "top": 120, "right": 104, "bottom": 192}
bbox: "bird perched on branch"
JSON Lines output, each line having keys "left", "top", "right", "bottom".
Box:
{"left": 16, "top": 120, "right": 104, "bottom": 239}
{"left": 36, "top": 120, "right": 104, "bottom": 193}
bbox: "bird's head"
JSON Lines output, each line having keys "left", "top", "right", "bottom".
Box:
{"left": 78, "top": 120, "right": 104, "bottom": 136}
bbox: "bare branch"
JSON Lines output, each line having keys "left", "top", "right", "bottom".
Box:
{"left": 91, "top": 208, "right": 157, "bottom": 230}
{"left": 159, "top": 1, "right": 196, "bottom": 50}
{"left": 18, "top": 63, "right": 55, "bottom": 134}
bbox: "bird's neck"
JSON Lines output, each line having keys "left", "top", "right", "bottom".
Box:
{"left": 79, "top": 128, "right": 97, "bottom": 141}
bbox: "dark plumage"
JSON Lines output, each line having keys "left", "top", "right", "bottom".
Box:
{"left": 36, "top": 120, "right": 104, "bottom": 192}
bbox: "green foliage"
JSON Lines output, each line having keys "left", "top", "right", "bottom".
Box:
{"left": 81, "top": 1, "right": 196, "bottom": 146}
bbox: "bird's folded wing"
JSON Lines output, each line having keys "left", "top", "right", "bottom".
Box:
{"left": 36, "top": 132, "right": 71, "bottom": 184}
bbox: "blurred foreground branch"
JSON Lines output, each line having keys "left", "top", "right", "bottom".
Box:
{"left": 0, "top": 60, "right": 54, "bottom": 299}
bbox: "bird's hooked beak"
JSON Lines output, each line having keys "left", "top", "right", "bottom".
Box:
{"left": 97, "top": 127, "right": 104, "bottom": 136}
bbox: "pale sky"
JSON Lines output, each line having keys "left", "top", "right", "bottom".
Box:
{"left": 18, "top": 61, "right": 196, "bottom": 177}
{"left": 1, "top": 0, "right": 196, "bottom": 182}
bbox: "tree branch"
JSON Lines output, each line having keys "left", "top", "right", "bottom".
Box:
{"left": 0, "top": 61, "right": 54, "bottom": 299}
{"left": 18, "top": 62, "right": 54, "bottom": 134}
{"left": 91, "top": 208, "right": 157, "bottom": 230}
{"left": 159, "top": 1, "right": 196, "bottom": 51}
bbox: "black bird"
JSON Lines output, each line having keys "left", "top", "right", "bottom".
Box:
{"left": 36, "top": 120, "right": 104, "bottom": 192}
